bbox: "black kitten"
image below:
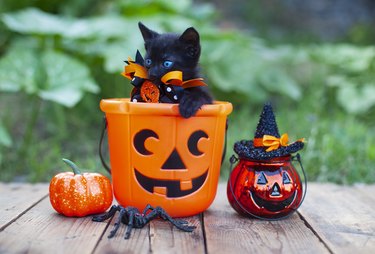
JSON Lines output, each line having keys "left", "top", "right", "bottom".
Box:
{"left": 138, "top": 22, "right": 213, "bottom": 118}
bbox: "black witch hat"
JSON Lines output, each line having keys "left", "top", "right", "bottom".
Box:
{"left": 234, "top": 103, "right": 304, "bottom": 160}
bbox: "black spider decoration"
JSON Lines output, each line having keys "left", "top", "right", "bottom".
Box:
{"left": 92, "top": 204, "right": 196, "bottom": 239}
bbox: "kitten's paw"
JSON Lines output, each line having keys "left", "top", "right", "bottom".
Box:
{"left": 179, "top": 87, "right": 213, "bottom": 118}
{"left": 179, "top": 96, "right": 204, "bottom": 118}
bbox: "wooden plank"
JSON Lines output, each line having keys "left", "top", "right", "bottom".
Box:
{"left": 204, "top": 182, "right": 329, "bottom": 254}
{"left": 149, "top": 215, "right": 204, "bottom": 254}
{"left": 1, "top": 182, "right": 373, "bottom": 254}
{"left": 93, "top": 209, "right": 204, "bottom": 254}
{"left": 0, "top": 182, "right": 48, "bottom": 230}
{"left": 298, "top": 183, "right": 375, "bottom": 254}
{"left": 354, "top": 183, "right": 375, "bottom": 202}
{"left": 0, "top": 197, "right": 107, "bottom": 254}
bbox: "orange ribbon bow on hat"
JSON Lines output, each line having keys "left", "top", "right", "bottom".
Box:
{"left": 262, "top": 134, "right": 289, "bottom": 152}
{"left": 254, "top": 133, "right": 305, "bottom": 152}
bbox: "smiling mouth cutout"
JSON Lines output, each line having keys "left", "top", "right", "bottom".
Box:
{"left": 250, "top": 191, "right": 297, "bottom": 212}
{"left": 134, "top": 168, "right": 208, "bottom": 198}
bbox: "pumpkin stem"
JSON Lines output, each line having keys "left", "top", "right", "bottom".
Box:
{"left": 62, "top": 158, "right": 82, "bottom": 175}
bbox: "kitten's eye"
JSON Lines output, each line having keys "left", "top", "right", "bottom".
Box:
{"left": 145, "top": 59, "right": 152, "bottom": 67}
{"left": 163, "top": 60, "right": 173, "bottom": 69}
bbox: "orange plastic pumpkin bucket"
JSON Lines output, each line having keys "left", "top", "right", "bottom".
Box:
{"left": 100, "top": 98, "right": 232, "bottom": 217}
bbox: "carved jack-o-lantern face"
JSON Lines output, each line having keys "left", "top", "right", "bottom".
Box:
{"left": 116, "top": 113, "right": 224, "bottom": 214}
{"left": 133, "top": 128, "right": 209, "bottom": 197}
{"left": 227, "top": 156, "right": 303, "bottom": 219}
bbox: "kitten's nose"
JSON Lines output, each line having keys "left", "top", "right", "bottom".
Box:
{"left": 147, "top": 74, "right": 161, "bottom": 85}
{"left": 148, "top": 74, "right": 157, "bottom": 81}
{"left": 148, "top": 69, "right": 159, "bottom": 81}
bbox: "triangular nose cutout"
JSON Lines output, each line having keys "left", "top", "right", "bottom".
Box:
{"left": 270, "top": 183, "right": 281, "bottom": 196}
{"left": 161, "top": 148, "right": 186, "bottom": 170}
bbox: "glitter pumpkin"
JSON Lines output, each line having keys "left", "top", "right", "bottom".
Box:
{"left": 49, "top": 159, "right": 113, "bottom": 217}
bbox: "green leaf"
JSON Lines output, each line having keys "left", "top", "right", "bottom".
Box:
{"left": 39, "top": 88, "right": 83, "bottom": 108}
{"left": 337, "top": 83, "right": 375, "bottom": 114}
{"left": 2, "top": 8, "right": 130, "bottom": 40}
{"left": 200, "top": 36, "right": 274, "bottom": 102}
{"left": 119, "top": 0, "right": 191, "bottom": 15}
{"left": 103, "top": 39, "right": 143, "bottom": 73}
{"left": 39, "top": 49, "right": 99, "bottom": 107}
{"left": 311, "top": 44, "right": 375, "bottom": 73}
{"left": 0, "top": 47, "right": 40, "bottom": 93}
{"left": 0, "top": 46, "right": 99, "bottom": 107}
{"left": 2, "top": 7, "right": 70, "bottom": 36}
{"left": 326, "top": 75, "right": 347, "bottom": 87}
{"left": 0, "top": 121, "right": 12, "bottom": 147}
{"left": 258, "top": 68, "right": 302, "bottom": 100}
{"left": 64, "top": 16, "right": 133, "bottom": 39}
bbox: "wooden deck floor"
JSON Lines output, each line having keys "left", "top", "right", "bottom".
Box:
{"left": 0, "top": 182, "right": 374, "bottom": 254}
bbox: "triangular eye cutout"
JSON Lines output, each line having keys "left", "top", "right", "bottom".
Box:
{"left": 283, "top": 172, "right": 291, "bottom": 184}
{"left": 257, "top": 172, "right": 268, "bottom": 185}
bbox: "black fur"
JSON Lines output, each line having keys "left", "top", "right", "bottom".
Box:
{"left": 138, "top": 22, "right": 213, "bottom": 118}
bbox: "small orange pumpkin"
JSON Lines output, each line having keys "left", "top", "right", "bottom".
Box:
{"left": 49, "top": 159, "right": 113, "bottom": 217}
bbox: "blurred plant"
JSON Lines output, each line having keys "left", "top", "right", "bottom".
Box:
{"left": 310, "top": 45, "right": 375, "bottom": 114}
{"left": 0, "top": 8, "right": 101, "bottom": 176}
{"left": 0, "top": 0, "right": 374, "bottom": 183}
{"left": 0, "top": 120, "right": 12, "bottom": 165}
{"left": 0, "top": 1, "right": 301, "bottom": 179}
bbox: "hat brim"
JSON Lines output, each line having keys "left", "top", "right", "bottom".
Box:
{"left": 234, "top": 139, "right": 304, "bottom": 160}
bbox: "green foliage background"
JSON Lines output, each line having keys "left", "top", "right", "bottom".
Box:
{"left": 0, "top": 0, "right": 374, "bottom": 184}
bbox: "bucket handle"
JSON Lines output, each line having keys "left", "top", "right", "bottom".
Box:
{"left": 99, "top": 117, "right": 229, "bottom": 175}
{"left": 99, "top": 116, "right": 111, "bottom": 174}
{"left": 221, "top": 119, "right": 228, "bottom": 165}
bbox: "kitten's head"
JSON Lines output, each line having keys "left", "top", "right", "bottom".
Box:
{"left": 138, "top": 22, "right": 201, "bottom": 85}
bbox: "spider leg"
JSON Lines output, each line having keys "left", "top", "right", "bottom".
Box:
{"left": 142, "top": 204, "right": 154, "bottom": 215}
{"left": 170, "top": 218, "right": 189, "bottom": 225}
{"left": 92, "top": 205, "right": 120, "bottom": 222}
{"left": 108, "top": 207, "right": 126, "bottom": 238}
{"left": 142, "top": 206, "right": 162, "bottom": 224}
{"left": 124, "top": 210, "right": 135, "bottom": 239}
{"left": 163, "top": 214, "right": 196, "bottom": 232}
{"left": 145, "top": 206, "right": 196, "bottom": 232}
{"left": 143, "top": 204, "right": 189, "bottom": 224}
{"left": 142, "top": 204, "right": 162, "bottom": 225}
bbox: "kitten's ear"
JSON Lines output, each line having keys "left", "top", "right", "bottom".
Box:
{"left": 179, "top": 27, "right": 200, "bottom": 45}
{"left": 138, "top": 22, "right": 159, "bottom": 41}
{"left": 180, "top": 27, "right": 200, "bottom": 58}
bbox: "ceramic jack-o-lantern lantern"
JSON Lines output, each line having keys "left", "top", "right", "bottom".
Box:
{"left": 227, "top": 103, "right": 306, "bottom": 219}
{"left": 101, "top": 98, "right": 232, "bottom": 217}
